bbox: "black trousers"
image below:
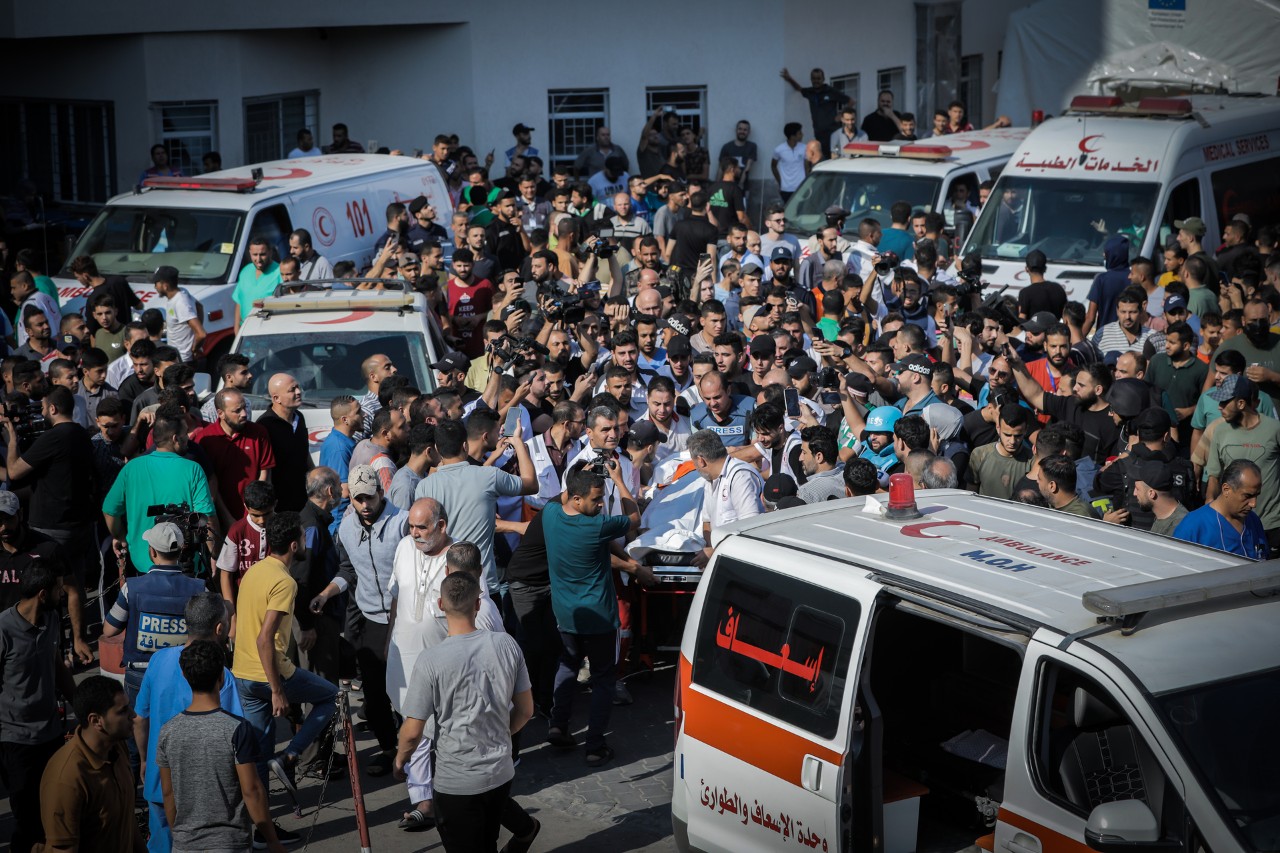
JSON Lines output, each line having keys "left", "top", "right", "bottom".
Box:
{"left": 0, "top": 737, "right": 64, "bottom": 853}
{"left": 351, "top": 616, "right": 397, "bottom": 752}
{"left": 435, "top": 781, "right": 536, "bottom": 853}
{"left": 507, "top": 581, "right": 562, "bottom": 711}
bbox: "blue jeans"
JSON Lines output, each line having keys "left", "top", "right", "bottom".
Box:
{"left": 237, "top": 668, "right": 337, "bottom": 785}
{"left": 551, "top": 630, "right": 617, "bottom": 752}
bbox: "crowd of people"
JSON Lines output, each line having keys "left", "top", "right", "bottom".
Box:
{"left": 2, "top": 86, "right": 1279, "bottom": 853}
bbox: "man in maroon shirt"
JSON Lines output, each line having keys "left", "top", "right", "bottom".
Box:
{"left": 445, "top": 247, "right": 494, "bottom": 358}
{"left": 193, "top": 389, "right": 276, "bottom": 527}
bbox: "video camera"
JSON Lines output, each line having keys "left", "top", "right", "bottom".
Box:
{"left": 874, "top": 251, "right": 901, "bottom": 274}
{"left": 2, "top": 395, "right": 50, "bottom": 449}
{"left": 147, "top": 502, "right": 213, "bottom": 582}
{"left": 955, "top": 252, "right": 988, "bottom": 299}
{"left": 577, "top": 226, "right": 619, "bottom": 260}
{"left": 582, "top": 448, "right": 618, "bottom": 477}
{"left": 816, "top": 367, "right": 843, "bottom": 406}
{"left": 486, "top": 334, "right": 549, "bottom": 368}
{"left": 537, "top": 279, "right": 587, "bottom": 326}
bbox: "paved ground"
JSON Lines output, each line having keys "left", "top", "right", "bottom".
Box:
{"left": 1, "top": 656, "right": 681, "bottom": 853}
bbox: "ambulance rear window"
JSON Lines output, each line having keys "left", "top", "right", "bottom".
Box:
{"left": 692, "top": 557, "right": 859, "bottom": 739}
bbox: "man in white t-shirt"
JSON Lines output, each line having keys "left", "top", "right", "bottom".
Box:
{"left": 151, "top": 266, "right": 205, "bottom": 362}
{"left": 11, "top": 272, "right": 60, "bottom": 348}
{"left": 771, "top": 123, "right": 808, "bottom": 200}
{"left": 287, "top": 128, "right": 323, "bottom": 158}
{"left": 689, "top": 428, "right": 762, "bottom": 567}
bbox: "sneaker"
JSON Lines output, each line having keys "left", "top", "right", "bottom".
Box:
{"left": 268, "top": 754, "right": 297, "bottom": 799}
{"left": 253, "top": 822, "right": 301, "bottom": 848}
{"left": 585, "top": 744, "right": 615, "bottom": 767}
{"left": 500, "top": 817, "right": 542, "bottom": 853}
{"left": 576, "top": 662, "right": 591, "bottom": 684}
{"left": 613, "top": 681, "right": 633, "bottom": 706}
{"left": 302, "top": 757, "right": 346, "bottom": 780}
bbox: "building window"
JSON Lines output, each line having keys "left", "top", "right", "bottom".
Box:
{"left": 547, "top": 88, "right": 609, "bottom": 173}
{"left": 645, "top": 86, "right": 707, "bottom": 138}
{"left": 877, "top": 66, "right": 907, "bottom": 109}
{"left": 960, "top": 55, "right": 984, "bottom": 126}
{"left": 153, "top": 101, "right": 218, "bottom": 175}
{"left": 243, "top": 91, "right": 319, "bottom": 164}
{"left": 830, "top": 73, "right": 861, "bottom": 110}
{"left": 0, "top": 99, "right": 115, "bottom": 204}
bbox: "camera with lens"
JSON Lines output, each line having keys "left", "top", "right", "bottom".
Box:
{"left": 817, "top": 367, "right": 843, "bottom": 405}
{"left": 2, "top": 394, "right": 50, "bottom": 449}
{"left": 955, "top": 251, "right": 987, "bottom": 298}
{"left": 538, "top": 280, "right": 586, "bottom": 326}
{"left": 577, "top": 226, "right": 618, "bottom": 260}
{"left": 146, "top": 502, "right": 213, "bottom": 582}
{"left": 582, "top": 449, "right": 617, "bottom": 477}
{"left": 487, "top": 334, "right": 550, "bottom": 368}
{"left": 874, "top": 251, "right": 901, "bottom": 274}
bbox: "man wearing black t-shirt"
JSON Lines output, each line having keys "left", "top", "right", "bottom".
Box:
{"left": 505, "top": 505, "right": 559, "bottom": 711}
{"left": 69, "top": 255, "right": 142, "bottom": 333}
{"left": 861, "top": 90, "right": 905, "bottom": 142}
{"left": 706, "top": 158, "right": 749, "bottom": 241}
{"left": 0, "top": 491, "right": 70, "bottom": 609}
{"left": 718, "top": 121, "right": 758, "bottom": 193}
{"left": 485, "top": 191, "right": 531, "bottom": 272}
{"left": 1016, "top": 250, "right": 1068, "bottom": 320}
{"left": 256, "top": 373, "right": 312, "bottom": 512}
{"left": 780, "top": 68, "right": 851, "bottom": 156}
{"left": 665, "top": 191, "right": 719, "bottom": 275}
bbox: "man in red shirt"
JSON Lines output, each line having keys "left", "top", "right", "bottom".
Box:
{"left": 445, "top": 247, "right": 494, "bottom": 358}
{"left": 193, "top": 388, "right": 276, "bottom": 527}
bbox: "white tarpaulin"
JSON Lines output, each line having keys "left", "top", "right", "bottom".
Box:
{"left": 995, "top": 0, "right": 1280, "bottom": 123}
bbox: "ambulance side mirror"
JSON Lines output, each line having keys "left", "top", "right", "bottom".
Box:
{"left": 1084, "top": 800, "right": 1179, "bottom": 852}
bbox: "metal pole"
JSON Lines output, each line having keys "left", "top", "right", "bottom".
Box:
{"left": 340, "top": 690, "right": 373, "bottom": 852}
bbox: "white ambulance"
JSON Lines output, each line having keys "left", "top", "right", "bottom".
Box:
{"left": 53, "top": 154, "right": 453, "bottom": 361}
{"left": 783, "top": 128, "right": 1029, "bottom": 239}
{"left": 674, "top": 483, "right": 1280, "bottom": 853}
{"left": 962, "top": 94, "right": 1280, "bottom": 301}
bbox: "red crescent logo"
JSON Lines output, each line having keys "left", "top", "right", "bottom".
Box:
{"left": 312, "top": 207, "right": 336, "bottom": 247}
{"left": 308, "top": 427, "right": 331, "bottom": 445}
{"left": 900, "top": 520, "right": 981, "bottom": 539}
{"left": 1014, "top": 270, "right": 1028, "bottom": 281}
{"left": 303, "top": 310, "right": 373, "bottom": 325}
{"left": 1078, "top": 135, "right": 1103, "bottom": 154}
{"left": 944, "top": 139, "right": 991, "bottom": 151}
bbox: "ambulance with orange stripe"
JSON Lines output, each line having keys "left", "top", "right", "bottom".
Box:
{"left": 674, "top": 482, "right": 1280, "bottom": 853}
{"left": 53, "top": 154, "right": 452, "bottom": 364}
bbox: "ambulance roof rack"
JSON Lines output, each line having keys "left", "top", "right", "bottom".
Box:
{"left": 1066, "top": 95, "right": 1195, "bottom": 118}
{"left": 1082, "top": 559, "right": 1280, "bottom": 634}
{"left": 255, "top": 279, "right": 417, "bottom": 315}
{"left": 842, "top": 141, "right": 953, "bottom": 160}
{"left": 140, "top": 175, "right": 262, "bottom": 193}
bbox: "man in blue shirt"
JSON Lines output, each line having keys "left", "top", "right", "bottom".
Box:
{"left": 319, "top": 395, "right": 360, "bottom": 534}
{"left": 1174, "top": 458, "right": 1268, "bottom": 560}
{"left": 135, "top": 591, "right": 248, "bottom": 853}
{"left": 688, "top": 372, "right": 755, "bottom": 447}
{"left": 543, "top": 461, "right": 642, "bottom": 768}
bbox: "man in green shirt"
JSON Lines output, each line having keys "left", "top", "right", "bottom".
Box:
{"left": 231, "top": 237, "right": 281, "bottom": 328}
{"left": 1133, "top": 458, "right": 1189, "bottom": 537}
{"left": 1037, "top": 454, "right": 1092, "bottom": 517}
{"left": 542, "top": 460, "right": 641, "bottom": 768}
{"left": 966, "top": 403, "right": 1033, "bottom": 500}
{"left": 102, "top": 414, "right": 216, "bottom": 572}
{"left": 1207, "top": 374, "right": 1280, "bottom": 543}
{"left": 1147, "top": 320, "right": 1209, "bottom": 449}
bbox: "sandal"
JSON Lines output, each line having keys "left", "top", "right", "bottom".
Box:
{"left": 585, "top": 744, "right": 614, "bottom": 767}
{"left": 398, "top": 809, "right": 436, "bottom": 831}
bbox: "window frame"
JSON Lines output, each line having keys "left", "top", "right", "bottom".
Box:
{"left": 645, "top": 86, "right": 707, "bottom": 140}
{"left": 876, "top": 66, "right": 907, "bottom": 109}
{"left": 547, "top": 88, "right": 610, "bottom": 173}
{"left": 0, "top": 98, "right": 116, "bottom": 204}
{"left": 242, "top": 91, "right": 319, "bottom": 164}
{"left": 152, "top": 100, "right": 219, "bottom": 175}
{"left": 959, "top": 54, "right": 984, "bottom": 127}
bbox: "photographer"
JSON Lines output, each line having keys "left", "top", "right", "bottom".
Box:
{"left": 2, "top": 385, "right": 95, "bottom": 661}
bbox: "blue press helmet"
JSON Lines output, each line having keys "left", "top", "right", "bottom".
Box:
{"left": 861, "top": 406, "right": 902, "bottom": 440}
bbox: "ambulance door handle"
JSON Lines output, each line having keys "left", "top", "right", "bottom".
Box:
{"left": 801, "top": 754, "right": 824, "bottom": 793}
{"left": 1001, "top": 833, "right": 1041, "bottom": 853}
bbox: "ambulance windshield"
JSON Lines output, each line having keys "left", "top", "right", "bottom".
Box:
{"left": 65, "top": 206, "right": 245, "bottom": 283}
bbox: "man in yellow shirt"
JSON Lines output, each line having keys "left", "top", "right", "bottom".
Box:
{"left": 232, "top": 512, "right": 336, "bottom": 844}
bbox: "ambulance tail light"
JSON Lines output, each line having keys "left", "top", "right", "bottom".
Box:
{"left": 885, "top": 474, "right": 922, "bottom": 520}
{"left": 141, "top": 176, "right": 261, "bottom": 193}
{"left": 673, "top": 664, "right": 684, "bottom": 750}
{"left": 1068, "top": 95, "right": 1124, "bottom": 112}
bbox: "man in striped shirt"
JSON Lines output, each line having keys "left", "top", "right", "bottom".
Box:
{"left": 1091, "top": 287, "right": 1154, "bottom": 359}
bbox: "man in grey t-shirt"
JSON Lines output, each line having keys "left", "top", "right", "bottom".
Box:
{"left": 157, "top": 640, "right": 284, "bottom": 852}
{"left": 394, "top": 572, "right": 536, "bottom": 852}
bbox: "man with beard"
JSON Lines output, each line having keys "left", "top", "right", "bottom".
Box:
{"left": 1092, "top": 287, "right": 1154, "bottom": 358}
{"left": 689, "top": 371, "right": 755, "bottom": 447}
{"left": 1095, "top": 407, "right": 1195, "bottom": 530}
{"left": 595, "top": 330, "right": 653, "bottom": 421}
{"left": 622, "top": 237, "right": 671, "bottom": 297}
{"left": 1008, "top": 348, "right": 1120, "bottom": 466}
{"left": 194, "top": 389, "right": 276, "bottom": 526}
{"left": 545, "top": 325, "right": 597, "bottom": 387}
{"left": 1133, "top": 458, "right": 1190, "bottom": 537}
{"left": 1205, "top": 375, "right": 1280, "bottom": 551}
{"left": 385, "top": 498, "right": 452, "bottom": 832}
{"left": 1208, "top": 297, "right": 1280, "bottom": 411}
{"left": 527, "top": 400, "right": 586, "bottom": 511}
{"left": 1147, "top": 321, "right": 1208, "bottom": 450}
{"left": 1021, "top": 322, "right": 1074, "bottom": 399}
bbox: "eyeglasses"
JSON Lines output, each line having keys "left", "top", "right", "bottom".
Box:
{"left": 989, "top": 369, "right": 1010, "bottom": 379}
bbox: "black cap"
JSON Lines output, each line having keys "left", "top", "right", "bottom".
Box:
{"left": 845, "top": 372, "right": 875, "bottom": 396}
{"left": 1132, "top": 458, "right": 1184, "bottom": 492}
{"left": 512, "top": 123, "right": 535, "bottom": 135}
{"left": 1021, "top": 311, "right": 1058, "bottom": 334}
{"left": 770, "top": 246, "right": 794, "bottom": 263}
{"left": 749, "top": 336, "right": 776, "bottom": 358}
{"left": 409, "top": 195, "right": 431, "bottom": 214}
{"left": 1105, "top": 378, "right": 1149, "bottom": 419}
{"left": 894, "top": 353, "right": 934, "bottom": 379}
{"left": 1025, "top": 249, "right": 1048, "bottom": 272}
{"left": 1133, "top": 406, "right": 1173, "bottom": 435}
{"left": 627, "top": 420, "right": 666, "bottom": 448}
{"left": 151, "top": 265, "right": 179, "bottom": 285}
{"left": 763, "top": 474, "right": 798, "bottom": 503}
{"left": 786, "top": 355, "right": 818, "bottom": 379}
{"left": 824, "top": 205, "right": 851, "bottom": 220}
{"left": 431, "top": 351, "right": 470, "bottom": 373}
{"left": 666, "top": 335, "right": 692, "bottom": 358}
{"left": 58, "top": 333, "right": 81, "bottom": 351}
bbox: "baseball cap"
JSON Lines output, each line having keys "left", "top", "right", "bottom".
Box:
{"left": 893, "top": 353, "right": 934, "bottom": 379}
{"left": 786, "top": 355, "right": 818, "bottom": 379}
{"left": 1210, "top": 373, "right": 1257, "bottom": 403}
{"left": 348, "top": 464, "right": 382, "bottom": 498}
{"left": 1025, "top": 249, "right": 1048, "bottom": 272}
{"left": 151, "top": 265, "right": 179, "bottom": 285}
{"left": 400, "top": 251, "right": 419, "bottom": 266}
{"left": 626, "top": 420, "right": 666, "bottom": 448}
{"left": 1163, "top": 294, "right": 1188, "bottom": 314}
{"left": 143, "top": 521, "right": 185, "bottom": 553}
{"left": 845, "top": 372, "right": 875, "bottom": 397}
{"left": 763, "top": 474, "right": 798, "bottom": 503}
{"left": 656, "top": 285, "right": 673, "bottom": 301}
{"left": 666, "top": 335, "right": 692, "bottom": 358}
{"left": 1174, "top": 216, "right": 1207, "bottom": 237}
{"left": 749, "top": 336, "right": 776, "bottom": 358}
{"left": 1105, "top": 378, "right": 1150, "bottom": 419}
{"left": 512, "top": 123, "right": 535, "bottom": 135}
{"left": 1021, "top": 311, "right": 1058, "bottom": 334}
{"left": 1132, "top": 458, "right": 1183, "bottom": 493}
{"left": 662, "top": 314, "right": 693, "bottom": 336}
{"left": 770, "top": 246, "right": 794, "bottom": 263}
{"left": 409, "top": 195, "right": 431, "bottom": 214}
{"left": 431, "top": 351, "right": 470, "bottom": 373}
{"left": 58, "top": 334, "right": 82, "bottom": 352}
{"left": 1133, "top": 406, "right": 1173, "bottom": 435}
{"left": 740, "top": 262, "right": 764, "bottom": 277}
{"left": 775, "top": 495, "right": 807, "bottom": 510}
{"left": 0, "top": 491, "right": 19, "bottom": 517}
{"left": 824, "top": 205, "right": 851, "bottom": 220}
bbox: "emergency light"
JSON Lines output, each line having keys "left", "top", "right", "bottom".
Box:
{"left": 885, "top": 474, "right": 922, "bottom": 520}
{"left": 141, "top": 176, "right": 261, "bottom": 193}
